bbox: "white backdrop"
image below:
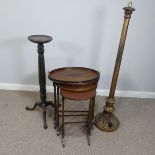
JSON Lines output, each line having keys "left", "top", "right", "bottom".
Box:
{"left": 0, "top": 0, "right": 154, "bottom": 93}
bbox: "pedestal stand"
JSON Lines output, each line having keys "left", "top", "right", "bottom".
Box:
{"left": 26, "top": 35, "right": 54, "bottom": 129}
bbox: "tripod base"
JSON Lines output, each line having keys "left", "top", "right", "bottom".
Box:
{"left": 26, "top": 101, "right": 54, "bottom": 129}
{"left": 94, "top": 112, "right": 120, "bottom": 132}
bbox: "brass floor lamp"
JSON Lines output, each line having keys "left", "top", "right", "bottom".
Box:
{"left": 95, "top": 1, "right": 135, "bottom": 132}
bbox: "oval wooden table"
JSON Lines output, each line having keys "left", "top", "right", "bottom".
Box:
{"left": 48, "top": 67, "right": 100, "bottom": 147}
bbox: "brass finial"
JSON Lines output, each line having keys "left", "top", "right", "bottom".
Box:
{"left": 128, "top": 0, "right": 132, "bottom": 8}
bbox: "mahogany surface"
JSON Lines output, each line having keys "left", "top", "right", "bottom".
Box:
{"left": 60, "top": 89, "right": 96, "bottom": 100}
{"left": 59, "top": 83, "right": 97, "bottom": 92}
{"left": 48, "top": 67, "right": 100, "bottom": 84}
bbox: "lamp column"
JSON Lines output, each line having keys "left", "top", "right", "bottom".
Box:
{"left": 95, "top": 2, "right": 135, "bottom": 132}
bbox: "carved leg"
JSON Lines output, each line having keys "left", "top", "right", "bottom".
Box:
{"left": 62, "top": 97, "right": 65, "bottom": 147}
{"left": 87, "top": 98, "right": 92, "bottom": 146}
{"left": 53, "top": 84, "right": 57, "bottom": 129}
{"left": 91, "top": 97, "right": 95, "bottom": 129}
{"left": 56, "top": 87, "right": 60, "bottom": 135}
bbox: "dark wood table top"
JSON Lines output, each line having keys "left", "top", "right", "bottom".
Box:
{"left": 28, "top": 35, "right": 52, "bottom": 44}
{"left": 48, "top": 67, "right": 100, "bottom": 84}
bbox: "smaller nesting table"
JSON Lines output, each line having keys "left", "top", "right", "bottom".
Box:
{"left": 48, "top": 67, "right": 100, "bottom": 147}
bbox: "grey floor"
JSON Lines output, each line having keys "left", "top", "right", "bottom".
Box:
{"left": 0, "top": 90, "right": 155, "bottom": 155}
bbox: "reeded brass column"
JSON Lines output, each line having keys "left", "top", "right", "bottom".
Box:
{"left": 95, "top": 2, "right": 135, "bottom": 132}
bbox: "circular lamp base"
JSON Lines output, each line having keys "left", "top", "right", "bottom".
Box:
{"left": 94, "top": 112, "right": 120, "bottom": 132}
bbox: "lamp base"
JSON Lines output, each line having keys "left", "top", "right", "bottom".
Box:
{"left": 94, "top": 112, "right": 120, "bottom": 132}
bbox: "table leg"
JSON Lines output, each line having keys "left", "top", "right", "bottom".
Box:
{"left": 62, "top": 97, "right": 65, "bottom": 147}
{"left": 56, "top": 86, "right": 60, "bottom": 135}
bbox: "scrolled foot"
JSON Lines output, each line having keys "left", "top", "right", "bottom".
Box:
{"left": 25, "top": 102, "right": 41, "bottom": 111}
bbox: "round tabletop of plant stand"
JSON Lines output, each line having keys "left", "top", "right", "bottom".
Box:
{"left": 28, "top": 35, "right": 52, "bottom": 44}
